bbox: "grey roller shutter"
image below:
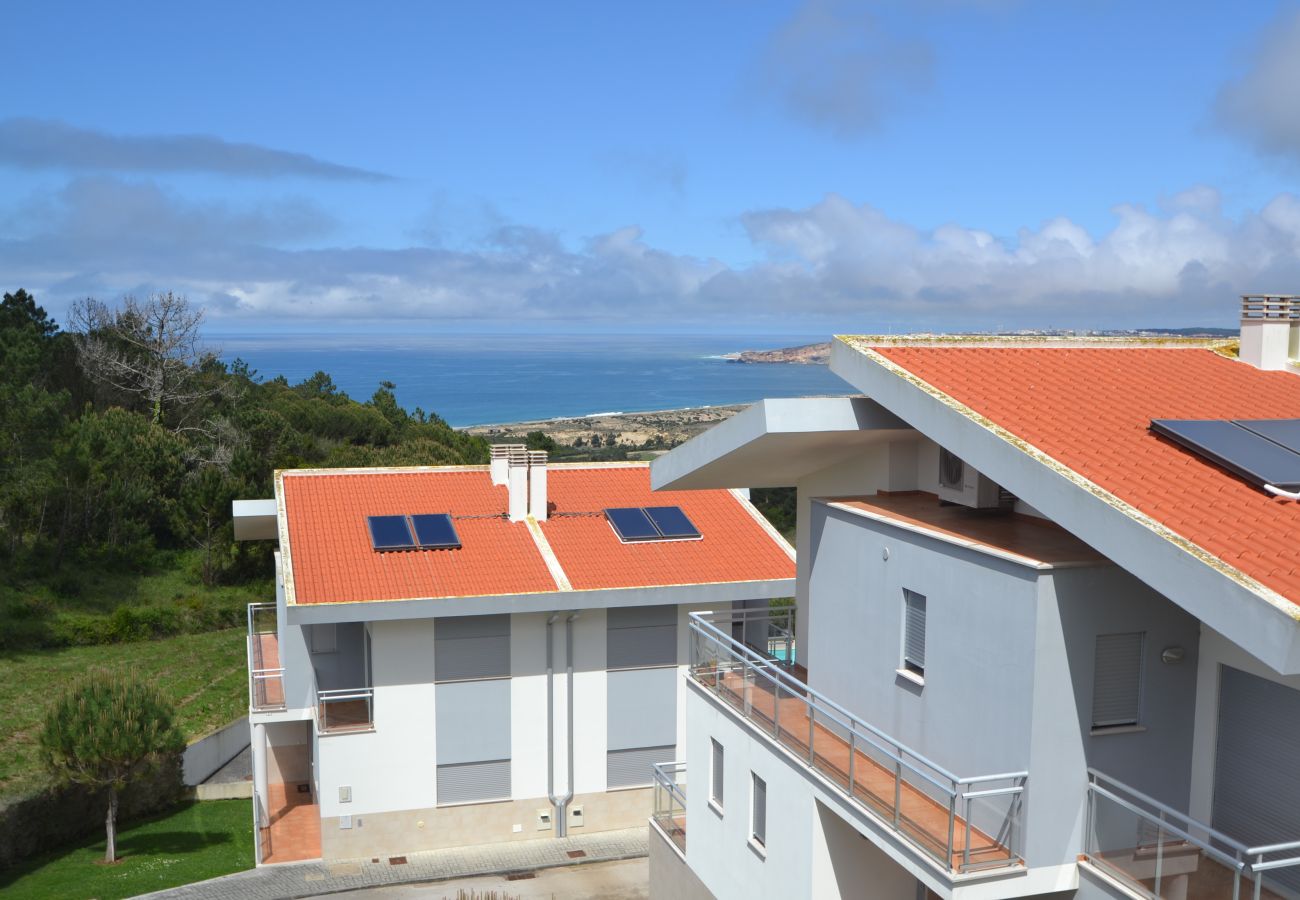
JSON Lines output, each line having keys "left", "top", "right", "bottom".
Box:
{"left": 752, "top": 774, "right": 766, "bottom": 846}
{"left": 436, "top": 679, "right": 511, "bottom": 764}
{"left": 607, "top": 605, "right": 677, "bottom": 669}
{"left": 607, "top": 745, "right": 674, "bottom": 789}
{"left": 435, "top": 615, "right": 510, "bottom": 681}
{"left": 1213, "top": 665, "right": 1300, "bottom": 894}
{"left": 608, "top": 667, "right": 677, "bottom": 750}
{"left": 711, "top": 739, "right": 724, "bottom": 807}
{"left": 1092, "top": 632, "right": 1145, "bottom": 727}
{"left": 437, "top": 759, "right": 511, "bottom": 804}
{"left": 903, "top": 591, "right": 926, "bottom": 673}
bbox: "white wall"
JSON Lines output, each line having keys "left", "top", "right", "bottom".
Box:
{"left": 511, "top": 612, "right": 549, "bottom": 800}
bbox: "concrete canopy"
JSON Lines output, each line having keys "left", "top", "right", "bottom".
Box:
{"left": 650, "top": 397, "right": 915, "bottom": 491}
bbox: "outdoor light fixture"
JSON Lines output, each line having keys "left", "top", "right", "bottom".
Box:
{"left": 1161, "top": 646, "right": 1186, "bottom": 664}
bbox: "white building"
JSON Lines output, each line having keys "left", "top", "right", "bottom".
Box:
{"left": 233, "top": 451, "right": 794, "bottom": 864}
{"left": 648, "top": 295, "right": 1300, "bottom": 899}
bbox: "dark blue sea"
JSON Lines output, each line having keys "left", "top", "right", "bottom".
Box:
{"left": 214, "top": 333, "right": 852, "bottom": 427}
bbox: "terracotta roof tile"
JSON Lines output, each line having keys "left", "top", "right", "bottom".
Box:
{"left": 280, "top": 465, "right": 794, "bottom": 604}
{"left": 871, "top": 346, "right": 1300, "bottom": 604}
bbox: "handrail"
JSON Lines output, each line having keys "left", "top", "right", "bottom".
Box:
{"left": 692, "top": 612, "right": 1021, "bottom": 788}
{"left": 690, "top": 610, "right": 1026, "bottom": 874}
{"left": 1087, "top": 769, "right": 1250, "bottom": 856}
{"left": 652, "top": 761, "right": 688, "bottom": 805}
{"left": 317, "top": 686, "right": 374, "bottom": 733}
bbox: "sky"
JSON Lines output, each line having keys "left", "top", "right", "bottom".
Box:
{"left": 2, "top": 0, "right": 1299, "bottom": 334}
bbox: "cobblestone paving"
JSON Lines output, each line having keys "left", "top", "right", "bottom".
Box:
{"left": 135, "top": 827, "right": 649, "bottom": 900}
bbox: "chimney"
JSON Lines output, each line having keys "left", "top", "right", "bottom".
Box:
{"left": 491, "top": 444, "right": 524, "bottom": 486}
{"left": 528, "top": 450, "right": 548, "bottom": 521}
{"left": 1239, "top": 294, "right": 1300, "bottom": 370}
{"left": 507, "top": 448, "right": 530, "bottom": 522}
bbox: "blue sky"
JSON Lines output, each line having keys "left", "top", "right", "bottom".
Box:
{"left": 2, "top": 0, "right": 1299, "bottom": 333}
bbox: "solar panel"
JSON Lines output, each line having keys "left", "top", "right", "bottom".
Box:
{"left": 605, "top": 507, "right": 660, "bottom": 542}
{"left": 410, "top": 513, "right": 461, "bottom": 550}
{"left": 1151, "top": 419, "right": 1300, "bottom": 491}
{"left": 644, "top": 506, "right": 701, "bottom": 540}
{"left": 368, "top": 515, "right": 416, "bottom": 550}
{"left": 1236, "top": 419, "right": 1300, "bottom": 455}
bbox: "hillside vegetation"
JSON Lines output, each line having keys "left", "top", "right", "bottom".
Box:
{"left": 0, "top": 289, "right": 489, "bottom": 650}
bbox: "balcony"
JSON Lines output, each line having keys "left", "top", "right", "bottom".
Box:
{"left": 247, "top": 603, "right": 285, "bottom": 712}
{"left": 652, "top": 761, "right": 688, "bottom": 854}
{"left": 689, "top": 610, "right": 1026, "bottom": 876}
{"left": 317, "top": 687, "right": 374, "bottom": 734}
{"left": 1085, "top": 770, "right": 1300, "bottom": 900}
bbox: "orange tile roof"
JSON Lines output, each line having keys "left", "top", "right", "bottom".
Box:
{"left": 280, "top": 465, "right": 793, "bottom": 604}
{"left": 541, "top": 467, "right": 796, "bottom": 591}
{"left": 869, "top": 345, "right": 1300, "bottom": 603}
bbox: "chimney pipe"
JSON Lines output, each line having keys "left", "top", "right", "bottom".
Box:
{"left": 528, "top": 450, "right": 548, "bottom": 521}
{"left": 507, "top": 448, "right": 529, "bottom": 522}
{"left": 1239, "top": 294, "right": 1300, "bottom": 371}
{"left": 491, "top": 444, "right": 524, "bottom": 487}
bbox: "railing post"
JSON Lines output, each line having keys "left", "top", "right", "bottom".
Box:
{"left": 808, "top": 703, "right": 816, "bottom": 765}
{"left": 773, "top": 680, "right": 782, "bottom": 741}
{"left": 1254, "top": 854, "right": 1264, "bottom": 900}
{"left": 893, "top": 758, "right": 902, "bottom": 827}
{"left": 963, "top": 794, "right": 972, "bottom": 871}
{"left": 1154, "top": 809, "right": 1165, "bottom": 896}
{"left": 743, "top": 657, "right": 753, "bottom": 717}
{"left": 848, "top": 732, "right": 857, "bottom": 799}
{"left": 946, "top": 791, "right": 956, "bottom": 871}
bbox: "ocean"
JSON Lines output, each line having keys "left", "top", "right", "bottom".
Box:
{"left": 214, "top": 333, "right": 853, "bottom": 427}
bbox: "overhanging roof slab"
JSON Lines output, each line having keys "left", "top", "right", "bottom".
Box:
{"left": 651, "top": 396, "right": 914, "bottom": 491}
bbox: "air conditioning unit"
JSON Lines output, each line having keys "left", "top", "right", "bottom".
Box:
{"left": 937, "top": 448, "right": 1005, "bottom": 509}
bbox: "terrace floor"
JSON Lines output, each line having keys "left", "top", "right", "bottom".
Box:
{"left": 708, "top": 668, "right": 1015, "bottom": 872}
{"left": 1090, "top": 848, "right": 1288, "bottom": 900}
{"left": 262, "top": 781, "right": 321, "bottom": 865}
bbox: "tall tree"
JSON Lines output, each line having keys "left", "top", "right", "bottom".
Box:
{"left": 39, "top": 669, "right": 184, "bottom": 863}
{"left": 68, "top": 292, "right": 221, "bottom": 428}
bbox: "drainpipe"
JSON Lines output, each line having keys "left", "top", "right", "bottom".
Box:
{"left": 545, "top": 613, "right": 560, "bottom": 833}
{"left": 556, "top": 611, "right": 581, "bottom": 837}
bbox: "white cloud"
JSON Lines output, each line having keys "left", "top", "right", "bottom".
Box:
{"left": 3, "top": 176, "right": 1299, "bottom": 330}
{"left": 1216, "top": 7, "right": 1300, "bottom": 161}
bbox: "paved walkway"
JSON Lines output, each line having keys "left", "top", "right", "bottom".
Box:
{"left": 136, "top": 827, "right": 648, "bottom": 900}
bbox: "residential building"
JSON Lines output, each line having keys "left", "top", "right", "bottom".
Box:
{"left": 233, "top": 451, "right": 794, "bottom": 865}
{"left": 647, "top": 295, "right": 1300, "bottom": 899}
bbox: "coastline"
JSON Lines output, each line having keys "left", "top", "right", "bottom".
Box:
{"left": 461, "top": 403, "right": 748, "bottom": 448}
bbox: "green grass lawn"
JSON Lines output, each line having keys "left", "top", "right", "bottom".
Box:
{"left": 0, "top": 628, "right": 248, "bottom": 800}
{"left": 0, "top": 799, "right": 253, "bottom": 899}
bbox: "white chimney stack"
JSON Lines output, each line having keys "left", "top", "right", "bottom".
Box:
{"left": 1239, "top": 294, "right": 1300, "bottom": 371}
{"left": 507, "top": 448, "right": 530, "bottom": 522}
{"left": 491, "top": 444, "right": 524, "bottom": 486}
{"left": 528, "top": 450, "right": 548, "bottom": 521}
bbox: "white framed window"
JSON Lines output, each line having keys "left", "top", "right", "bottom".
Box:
{"left": 901, "top": 590, "right": 926, "bottom": 679}
{"left": 710, "top": 739, "right": 724, "bottom": 810}
{"left": 311, "top": 623, "right": 337, "bottom": 654}
{"left": 1092, "top": 632, "right": 1145, "bottom": 730}
{"left": 750, "top": 772, "right": 767, "bottom": 850}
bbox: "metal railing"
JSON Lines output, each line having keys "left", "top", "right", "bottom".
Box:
{"left": 728, "top": 605, "right": 796, "bottom": 666}
{"left": 689, "top": 610, "right": 1026, "bottom": 875}
{"left": 1086, "top": 770, "right": 1300, "bottom": 900}
{"left": 317, "top": 687, "right": 374, "bottom": 734}
{"left": 652, "top": 761, "right": 688, "bottom": 854}
{"left": 247, "top": 603, "right": 285, "bottom": 711}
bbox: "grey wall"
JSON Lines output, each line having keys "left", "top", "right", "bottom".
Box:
{"left": 805, "top": 502, "right": 1039, "bottom": 781}
{"left": 310, "top": 621, "right": 367, "bottom": 691}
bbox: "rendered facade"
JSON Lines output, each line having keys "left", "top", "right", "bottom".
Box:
{"left": 233, "top": 452, "right": 794, "bottom": 865}
{"left": 647, "top": 296, "right": 1300, "bottom": 900}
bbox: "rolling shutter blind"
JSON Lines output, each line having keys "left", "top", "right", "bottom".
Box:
{"left": 607, "top": 745, "right": 674, "bottom": 788}
{"left": 711, "top": 739, "right": 724, "bottom": 807}
{"left": 1213, "top": 664, "right": 1300, "bottom": 895}
{"left": 608, "top": 667, "right": 677, "bottom": 750}
{"left": 436, "top": 760, "right": 511, "bottom": 805}
{"left": 752, "top": 774, "right": 767, "bottom": 845}
{"left": 435, "top": 615, "right": 510, "bottom": 681}
{"left": 1092, "top": 632, "right": 1145, "bottom": 727}
{"left": 903, "top": 591, "right": 926, "bottom": 672}
{"left": 607, "top": 605, "right": 677, "bottom": 669}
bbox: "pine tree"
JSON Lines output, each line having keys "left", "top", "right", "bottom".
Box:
{"left": 39, "top": 669, "right": 185, "bottom": 863}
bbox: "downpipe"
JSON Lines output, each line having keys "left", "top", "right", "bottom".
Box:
{"left": 556, "top": 611, "right": 581, "bottom": 837}
{"left": 545, "top": 614, "right": 560, "bottom": 833}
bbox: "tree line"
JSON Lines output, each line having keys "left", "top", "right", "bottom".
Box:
{"left": 0, "top": 288, "right": 490, "bottom": 589}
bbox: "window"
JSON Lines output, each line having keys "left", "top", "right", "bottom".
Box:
{"left": 901, "top": 590, "right": 926, "bottom": 679}
{"left": 310, "top": 623, "right": 337, "bottom": 654}
{"left": 1092, "top": 632, "right": 1145, "bottom": 729}
{"left": 710, "top": 739, "right": 724, "bottom": 809}
{"left": 750, "top": 773, "right": 767, "bottom": 849}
